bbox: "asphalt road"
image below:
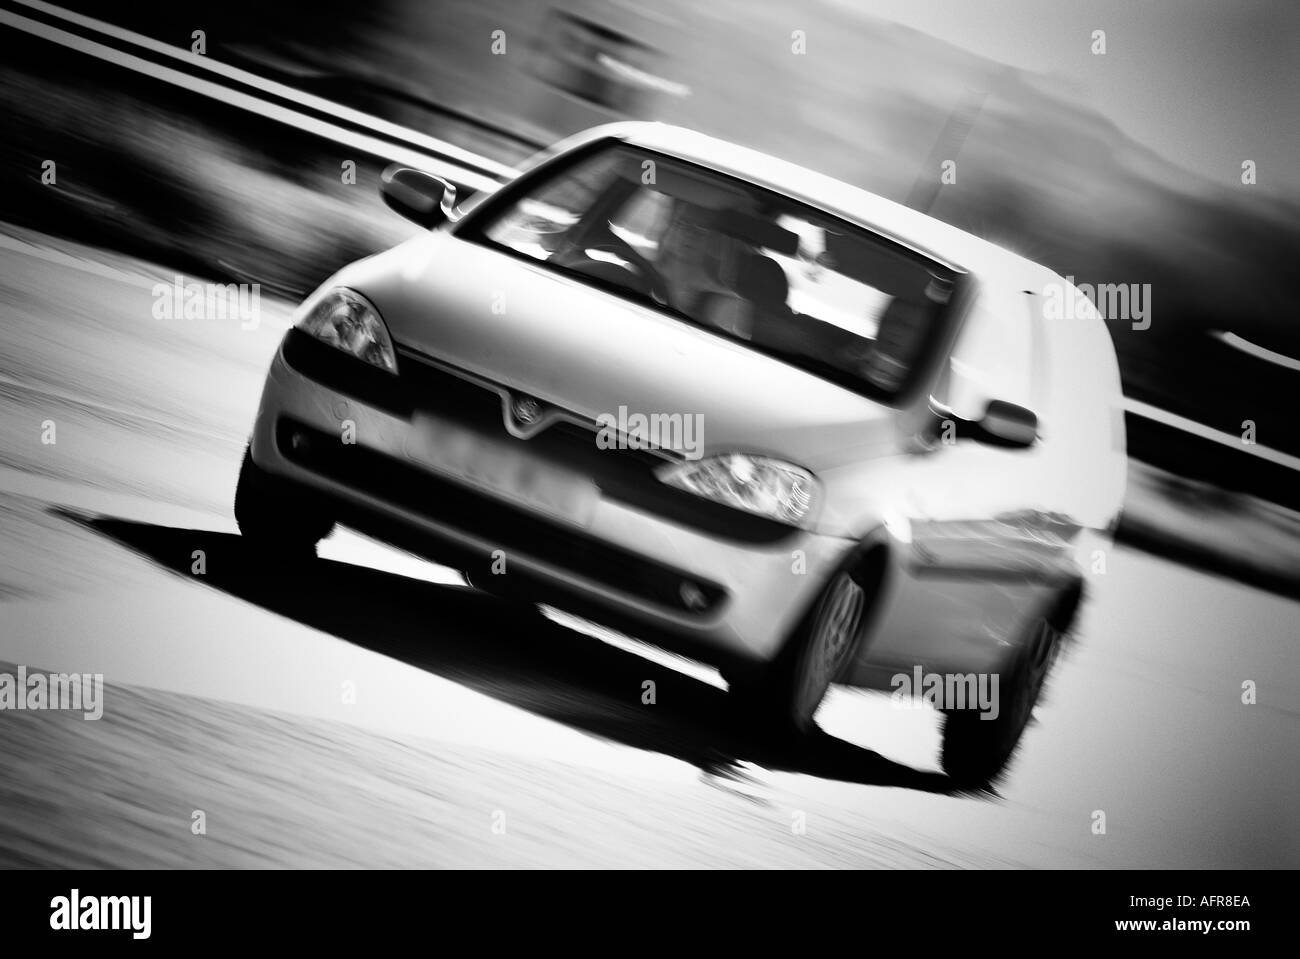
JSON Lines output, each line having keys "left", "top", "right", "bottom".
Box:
{"left": 1, "top": 225, "right": 1297, "bottom": 868}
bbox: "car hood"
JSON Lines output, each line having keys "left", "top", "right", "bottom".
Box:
{"left": 335, "top": 231, "right": 905, "bottom": 469}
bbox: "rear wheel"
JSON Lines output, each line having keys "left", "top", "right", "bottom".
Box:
{"left": 728, "top": 568, "right": 870, "bottom": 736}
{"left": 233, "top": 446, "right": 334, "bottom": 557}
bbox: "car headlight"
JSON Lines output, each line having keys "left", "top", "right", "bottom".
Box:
{"left": 295, "top": 288, "right": 397, "bottom": 373}
{"left": 656, "top": 454, "right": 815, "bottom": 525}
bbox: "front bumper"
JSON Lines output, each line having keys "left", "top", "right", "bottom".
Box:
{"left": 247, "top": 332, "right": 857, "bottom": 666}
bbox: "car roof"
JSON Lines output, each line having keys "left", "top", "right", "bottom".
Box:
{"left": 552, "top": 122, "right": 1056, "bottom": 287}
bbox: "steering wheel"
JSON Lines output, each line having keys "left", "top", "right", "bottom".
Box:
{"left": 553, "top": 239, "right": 671, "bottom": 305}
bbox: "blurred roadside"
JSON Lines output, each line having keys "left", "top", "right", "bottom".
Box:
{"left": 0, "top": 45, "right": 416, "bottom": 300}
{"left": 1, "top": 0, "right": 1296, "bottom": 594}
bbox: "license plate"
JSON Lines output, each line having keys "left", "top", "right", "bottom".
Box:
{"left": 404, "top": 414, "right": 597, "bottom": 527}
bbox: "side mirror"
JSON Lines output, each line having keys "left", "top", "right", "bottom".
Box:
{"left": 928, "top": 398, "right": 1039, "bottom": 449}
{"left": 978, "top": 399, "right": 1038, "bottom": 448}
{"left": 380, "top": 165, "right": 458, "bottom": 228}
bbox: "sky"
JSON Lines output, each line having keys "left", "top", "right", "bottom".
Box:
{"left": 836, "top": 0, "right": 1300, "bottom": 199}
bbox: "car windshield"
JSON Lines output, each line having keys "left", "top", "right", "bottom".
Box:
{"left": 468, "top": 142, "right": 955, "bottom": 398}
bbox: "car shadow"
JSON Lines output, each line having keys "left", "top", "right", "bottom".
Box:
{"left": 60, "top": 510, "right": 959, "bottom": 796}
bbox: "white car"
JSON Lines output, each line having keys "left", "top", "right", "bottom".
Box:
{"left": 235, "top": 122, "right": 1127, "bottom": 784}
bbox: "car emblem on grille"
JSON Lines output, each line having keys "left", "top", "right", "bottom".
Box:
{"left": 509, "top": 394, "right": 544, "bottom": 428}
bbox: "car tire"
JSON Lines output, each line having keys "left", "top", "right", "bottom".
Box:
{"left": 939, "top": 605, "right": 1065, "bottom": 787}
{"left": 233, "top": 445, "right": 334, "bottom": 556}
{"left": 727, "top": 568, "right": 870, "bottom": 736}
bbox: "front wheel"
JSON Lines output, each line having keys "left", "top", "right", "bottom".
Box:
{"left": 727, "top": 569, "right": 868, "bottom": 736}
{"left": 233, "top": 446, "right": 334, "bottom": 556}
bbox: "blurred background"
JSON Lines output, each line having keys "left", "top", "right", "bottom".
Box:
{"left": 2, "top": 0, "right": 1297, "bottom": 586}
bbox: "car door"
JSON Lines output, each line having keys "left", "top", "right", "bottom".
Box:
{"left": 845, "top": 277, "right": 1069, "bottom": 682}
